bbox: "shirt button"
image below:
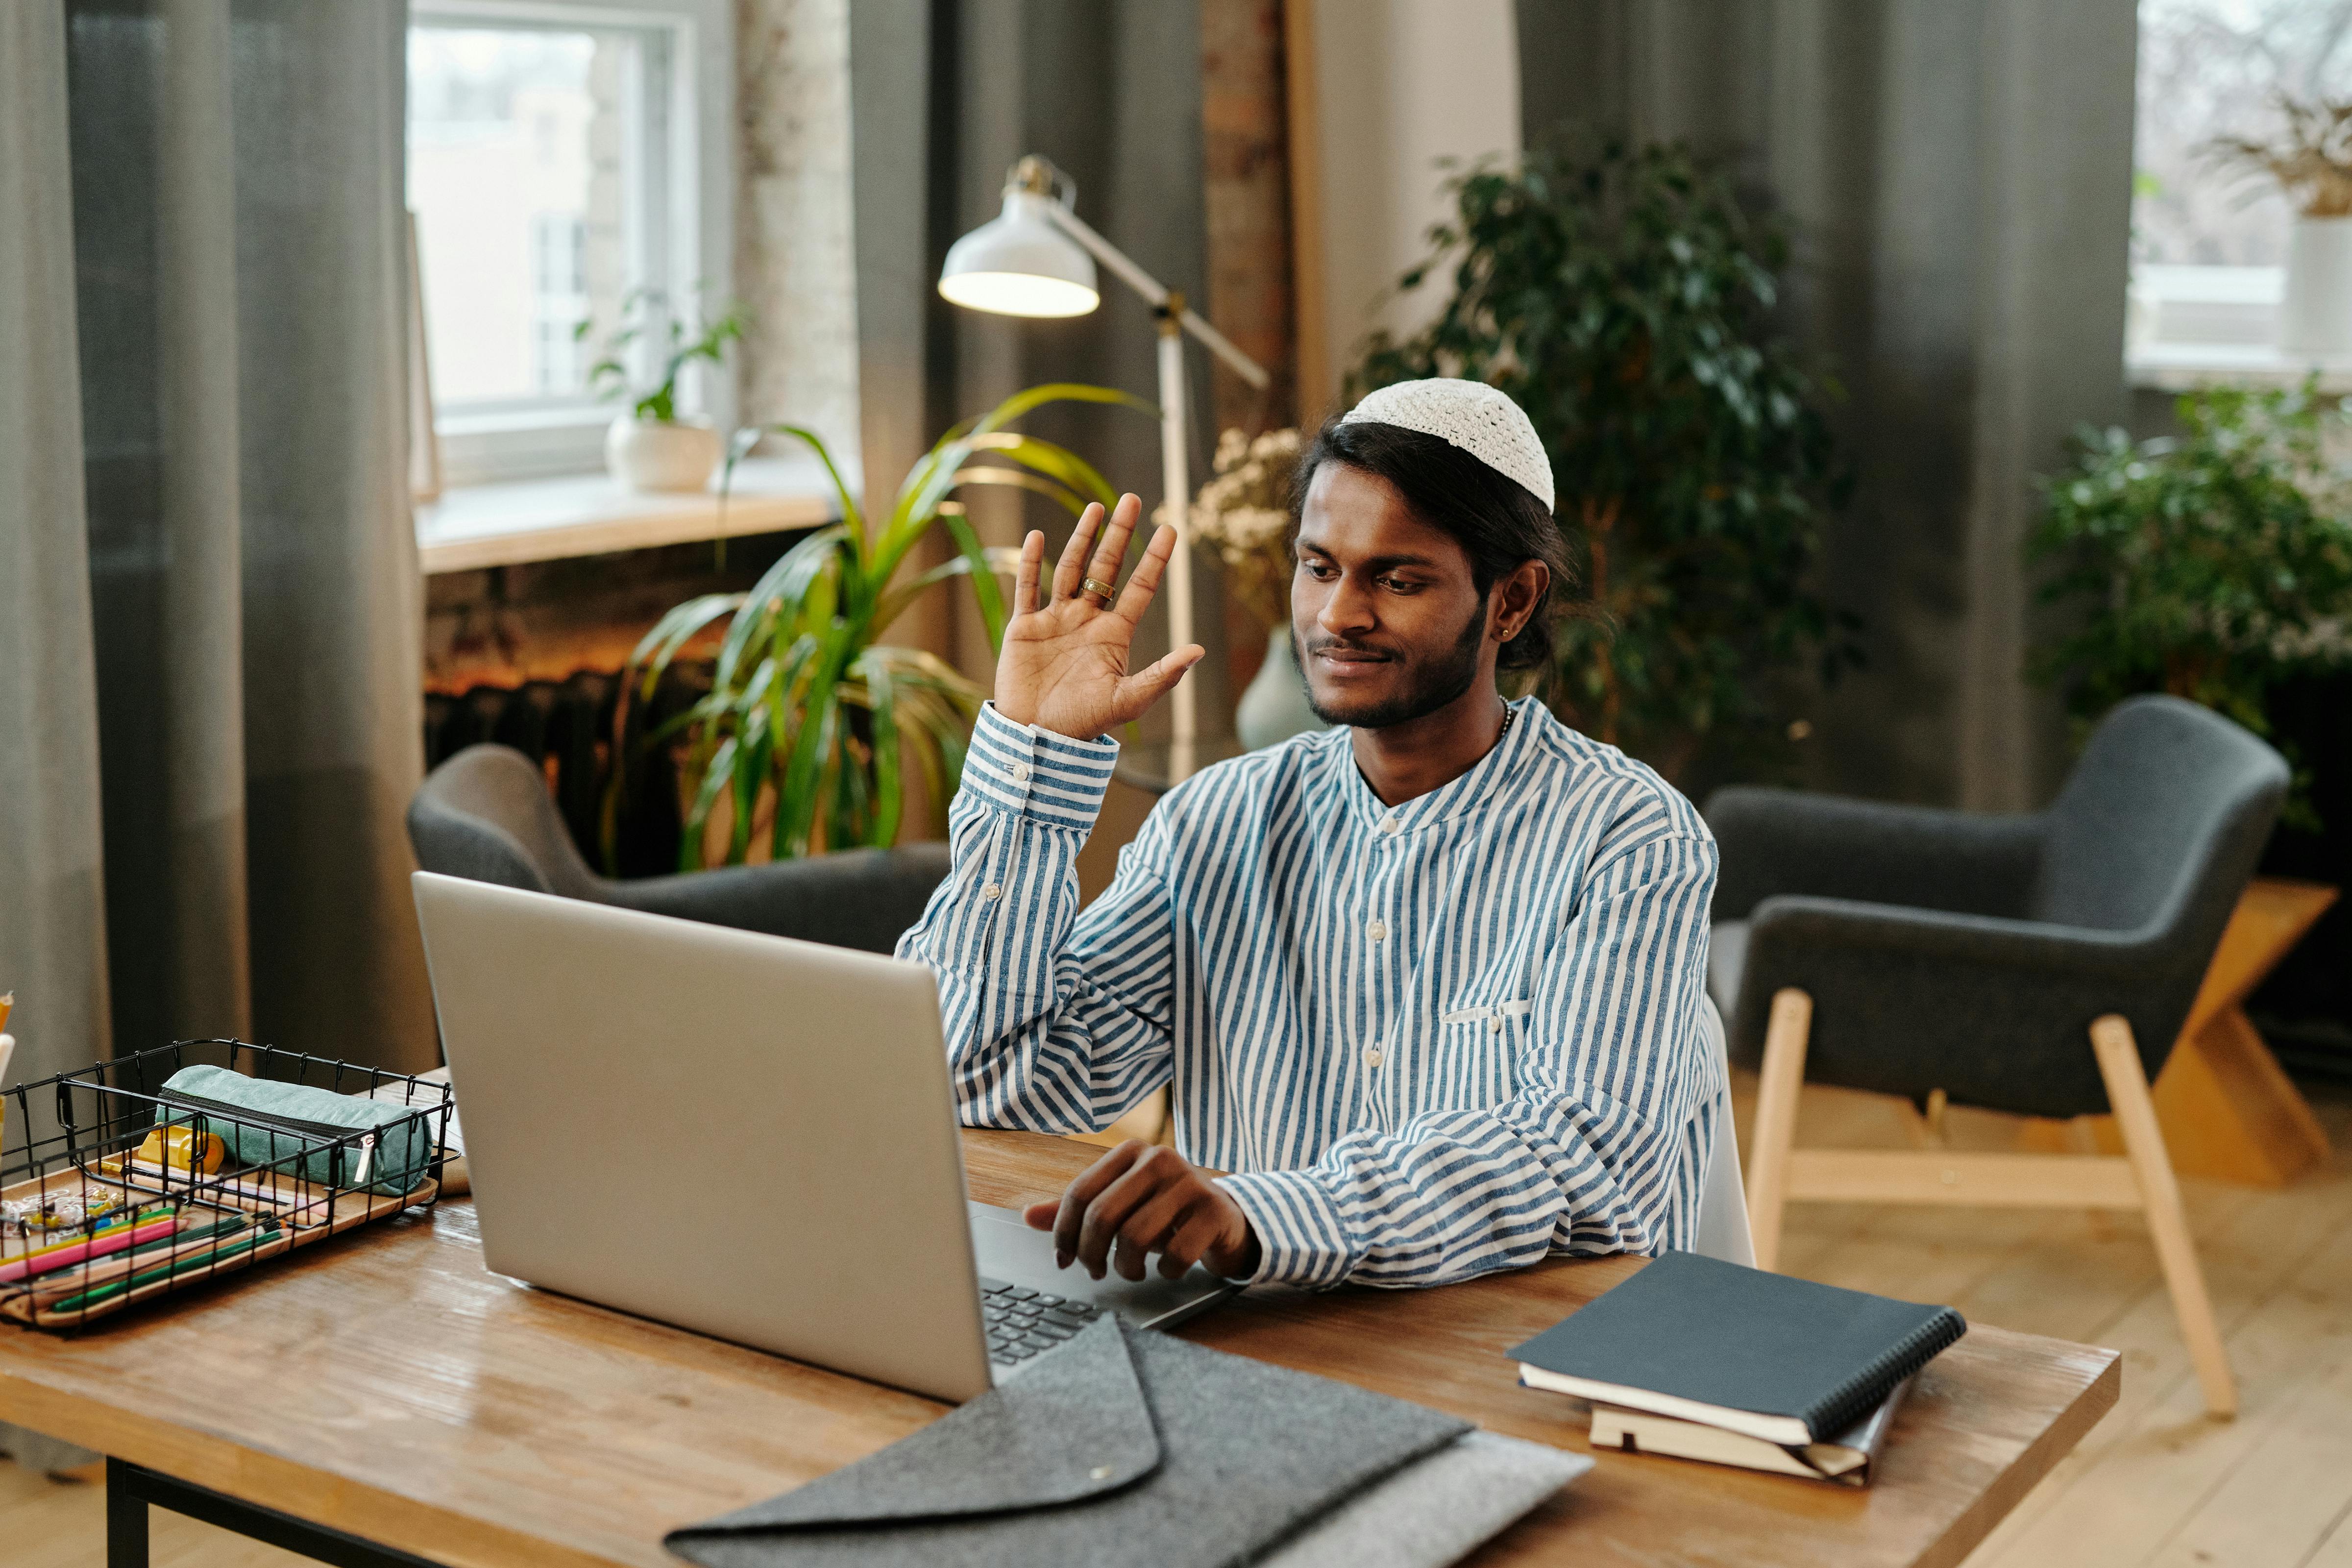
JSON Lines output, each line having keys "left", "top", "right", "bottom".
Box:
{"left": 1488, "top": 1015, "right": 1503, "bottom": 1032}
{"left": 1367, "top": 919, "right": 1388, "bottom": 943}
{"left": 1007, "top": 761, "right": 1030, "bottom": 782}
{"left": 982, "top": 882, "right": 1003, "bottom": 901}
{"left": 1378, "top": 815, "right": 1400, "bottom": 836}
{"left": 1365, "top": 1046, "right": 1386, "bottom": 1068}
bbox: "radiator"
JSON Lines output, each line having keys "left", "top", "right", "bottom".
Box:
{"left": 423, "top": 664, "right": 710, "bottom": 878}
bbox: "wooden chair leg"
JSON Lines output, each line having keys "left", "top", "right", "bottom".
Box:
{"left": 1745, "top": 989, "right": 1811, "bottom": 1273}
{"left": 2092, "top": 1014, "right": 2237, "bottom": 1418}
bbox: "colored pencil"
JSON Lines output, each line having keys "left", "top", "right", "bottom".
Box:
{"left": 3, "top": 1207, "right": 175, "bottom": 1270}
{"left": 17, "top": 1216, "right": 251, "bottom": 1305}
{"left": 0, "top": 1214, "right": 180, "bottom": 1285}
{"left": 0, "top": 1201, "right": 170, "bottom": 1263}
{"left": 46, "top": 1224, "right": 283, "bottom": 1316}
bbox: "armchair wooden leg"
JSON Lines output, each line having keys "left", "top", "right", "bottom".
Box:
{"left": 1746, "top": 989, "right": 1812, "bottom": 1273}
{"left": 2092, "top": 1014, "right": 2236, "bottom": 1418}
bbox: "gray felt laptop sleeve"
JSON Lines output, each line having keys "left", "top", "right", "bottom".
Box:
{"left": 664, "top": 1317, "right": 1573, "bottom": 1568}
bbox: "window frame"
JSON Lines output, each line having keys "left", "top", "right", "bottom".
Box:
{"left": 407, "top": 0, "right": 735, "bottom": 487}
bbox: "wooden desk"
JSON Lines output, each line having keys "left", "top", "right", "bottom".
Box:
{"left": 0, "top": 1129, "right": 2118, "bottom": 1568}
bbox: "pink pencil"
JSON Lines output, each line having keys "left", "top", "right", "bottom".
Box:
{"left": 0, "top": 1216, "right": 180, "bottom": 1285}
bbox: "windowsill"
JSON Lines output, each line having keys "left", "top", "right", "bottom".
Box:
{"left": 413, "top": 455, "right": 844, "bottom": 574}
{"left": 2126, "top": 342, "right": 2352, "bottom": 394}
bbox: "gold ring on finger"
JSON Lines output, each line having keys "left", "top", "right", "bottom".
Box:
{"left": 1080, "top": 576, "right": 1116, "bottom": 604}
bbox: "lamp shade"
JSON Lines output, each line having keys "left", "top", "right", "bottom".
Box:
{"left": 938, "top": 191, "right": 1100, "bottom": 318}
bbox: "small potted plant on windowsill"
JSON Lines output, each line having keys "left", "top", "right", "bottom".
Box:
{"left": 579, "top": 291, "right": 749, "bottom": 492}
{"left": 2207, "top": 96, "right": 2352, "bottom": 357}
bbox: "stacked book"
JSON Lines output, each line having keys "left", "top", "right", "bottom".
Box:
{"left": 1508, "top": 1251, "right": 1967, "bottom": 1485}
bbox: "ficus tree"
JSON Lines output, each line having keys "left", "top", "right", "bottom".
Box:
{"left": 2030, "top": 381, "right": 2352, "bottom": 822}
{"left": 1352, "top": 137, "right": 1856, "bottom": 779}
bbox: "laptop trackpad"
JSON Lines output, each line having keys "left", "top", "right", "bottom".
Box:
{"left": 966, "top": 1201, "right": 1236, "bottom": 1331}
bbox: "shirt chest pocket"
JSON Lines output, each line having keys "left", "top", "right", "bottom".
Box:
{"left": 1424, "top": 998, "right": 1533, "bottom": 1111}
{"left": 1438, "top": 999, "right": 1533, "bottom": 1029}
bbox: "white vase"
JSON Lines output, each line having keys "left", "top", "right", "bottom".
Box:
{"left": 605, "top": 416, "right": 721, "bottom": 492}
{"left": 2279, "top": 216, "right": 2352, "bottom": 358}
{"left": 1236, "top": 626, "right": 1330, "bottom": 750}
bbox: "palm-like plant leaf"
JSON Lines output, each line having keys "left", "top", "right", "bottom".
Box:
{"left": 607, "top": 385, "right": 1145, "bottom": 872}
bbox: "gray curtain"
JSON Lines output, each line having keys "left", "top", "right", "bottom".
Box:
{"left": 1517, "top": 0, "right": 2139, "bottom": 810}
{"left": 0, "top": 4, "right": 111, "bottom": 1105}
{"left": 0, "top": 0, "right": 423, "bottom": 1472}
{"left": 950, "top": 0, "right": 1229, "bottom": 721}
{"left": 0, "top": 0, "right": 112, "bottom": 1483}
{"left": 850, "top": 0, "right": 1230, "bottom": 716}
{"left": 67, "top": 0, "right": 431, "bottom": 1070}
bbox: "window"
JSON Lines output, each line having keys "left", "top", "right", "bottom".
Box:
{"left": 531, "top": 213, "right": 589, "bottom": 391}
{"left": 2130, "top": 0, "right": 2352, "bottom": 373}
{"left": 407, "top": 0, "right": 733, "bottom": 486}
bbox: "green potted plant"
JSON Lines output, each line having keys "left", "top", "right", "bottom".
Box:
{"left": 2030, "top": 381, "right": 2352, "bottom": 820}
{"left": 608, "top": 384, "right": 1150, "bottom": 867}
{"left": 1351, "top": 137, "right": 1854, "bottom": 782}
{"left": 578, "top": 290, "right": 750, "bottom": 492}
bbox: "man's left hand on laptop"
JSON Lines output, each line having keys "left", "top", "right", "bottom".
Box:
{"left": 1024, "top": 1139, "right": 1260, "bottom": 1283}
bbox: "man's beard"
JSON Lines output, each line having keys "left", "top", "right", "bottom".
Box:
{"left": 1298, "top": 600, "right": 1488, "bottom": 730}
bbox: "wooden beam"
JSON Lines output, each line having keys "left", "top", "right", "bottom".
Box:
{"left": 1785, "top": 1150, "right": 2144, "bottom": 1209}
{"left": 1281, "top": 0, "right": 1330, "bottom": 424}
{"left": 1200, "top": 0, "right": 1297, "bottom": 433}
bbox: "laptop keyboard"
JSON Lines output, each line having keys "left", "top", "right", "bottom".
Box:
{"left": 981, "top": 1276, "right": 1104, "bottom": 1366}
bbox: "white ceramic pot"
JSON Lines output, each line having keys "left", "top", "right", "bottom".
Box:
{"left": 605, "top": 416, "right": 721, "bottom": 493}
{"left": 2279, "top": 216, "right": 2352, "bottom": 358}
{"left": 1236, "top": 625, "right": 1331, "bottom": 750}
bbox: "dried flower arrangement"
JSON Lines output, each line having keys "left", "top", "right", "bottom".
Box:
{"left": 2205, "top": 95, "right": 2352, "bottom": 218}
{"left": 1175, "top": 426, "right": 1301, "bottom": 631}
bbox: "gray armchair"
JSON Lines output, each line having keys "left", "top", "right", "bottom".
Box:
{"left": 1705, "top": 694, "right": 2287, "bottom": 1416}
{"left": 408, "top": 744, "right": 951, "bottom": 955}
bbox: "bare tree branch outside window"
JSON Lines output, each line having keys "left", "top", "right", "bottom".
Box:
{"left": 2136, "top": 0, "right": 2352, "bottom": 265}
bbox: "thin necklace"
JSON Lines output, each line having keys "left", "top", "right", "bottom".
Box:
{"left": 1496, "top": 705, "right": 1516, "bottom": 743}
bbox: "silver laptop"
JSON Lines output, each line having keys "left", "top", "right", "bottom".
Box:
{"left": 411, "top": 871, "right": 1234, "bottom": 1403}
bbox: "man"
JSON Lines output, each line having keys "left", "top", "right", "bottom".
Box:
{"left": 897, "top": 378, "right": 1719, "bottom": 1291}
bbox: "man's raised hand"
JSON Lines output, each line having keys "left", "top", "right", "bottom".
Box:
{"left": 992, "top": 493, "right": 1204, "bottom": 740}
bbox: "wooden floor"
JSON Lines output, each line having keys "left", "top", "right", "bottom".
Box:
{"left": 3, "top": 1458, "right": 308, "bottom": 1568}
{"left": 1750, "top": 1072, "right": 2352, "bottom": 1568}
{"left": 6, "top": 1076, "right": 2352, "bottom": 1568}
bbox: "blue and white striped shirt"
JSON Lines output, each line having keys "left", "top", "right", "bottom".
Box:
{"left": 897, "top": 697, "right": 1721, "bottom": 1290}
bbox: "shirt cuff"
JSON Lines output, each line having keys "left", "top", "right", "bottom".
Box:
{"left": 959, "top": 702, "right": 1120, "bottom": 829}
{"left": 1218, "top": 1168, "right": 1357, "bottom": 1288}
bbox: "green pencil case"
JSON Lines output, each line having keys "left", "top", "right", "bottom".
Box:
{"left": 152, "top": 1065, "right": 436, "bottom": 1196}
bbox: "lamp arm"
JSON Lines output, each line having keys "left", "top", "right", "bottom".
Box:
{"left": 1043, "top": 204, "right": 1271, "bottom": 390}
{"left": 1171, "top": 304, "right": 1273, "bottom": 392}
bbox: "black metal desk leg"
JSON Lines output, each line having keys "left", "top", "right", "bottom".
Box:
{"left": 101, "top": 1458, "right": 443, "bottom": 1568}
{"left": 106, "top": 1457, "right": 150, "bottom": 1568}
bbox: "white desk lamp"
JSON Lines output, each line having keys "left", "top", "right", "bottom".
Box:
{"left": 940, "top": 155, "right": 1271, "bottom": 782}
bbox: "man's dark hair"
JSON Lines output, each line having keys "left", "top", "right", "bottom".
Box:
{"left": 1290, "top": 415, "right": 1575, "bottom": 673}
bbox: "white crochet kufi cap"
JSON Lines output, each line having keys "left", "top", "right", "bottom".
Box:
{"left": 1341, "top": 378, "right": 1555, "bottom": 512}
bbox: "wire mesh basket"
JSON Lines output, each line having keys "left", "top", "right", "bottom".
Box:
{"left": 1, "top": 1040, "right": 452, "bottom": 1331}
